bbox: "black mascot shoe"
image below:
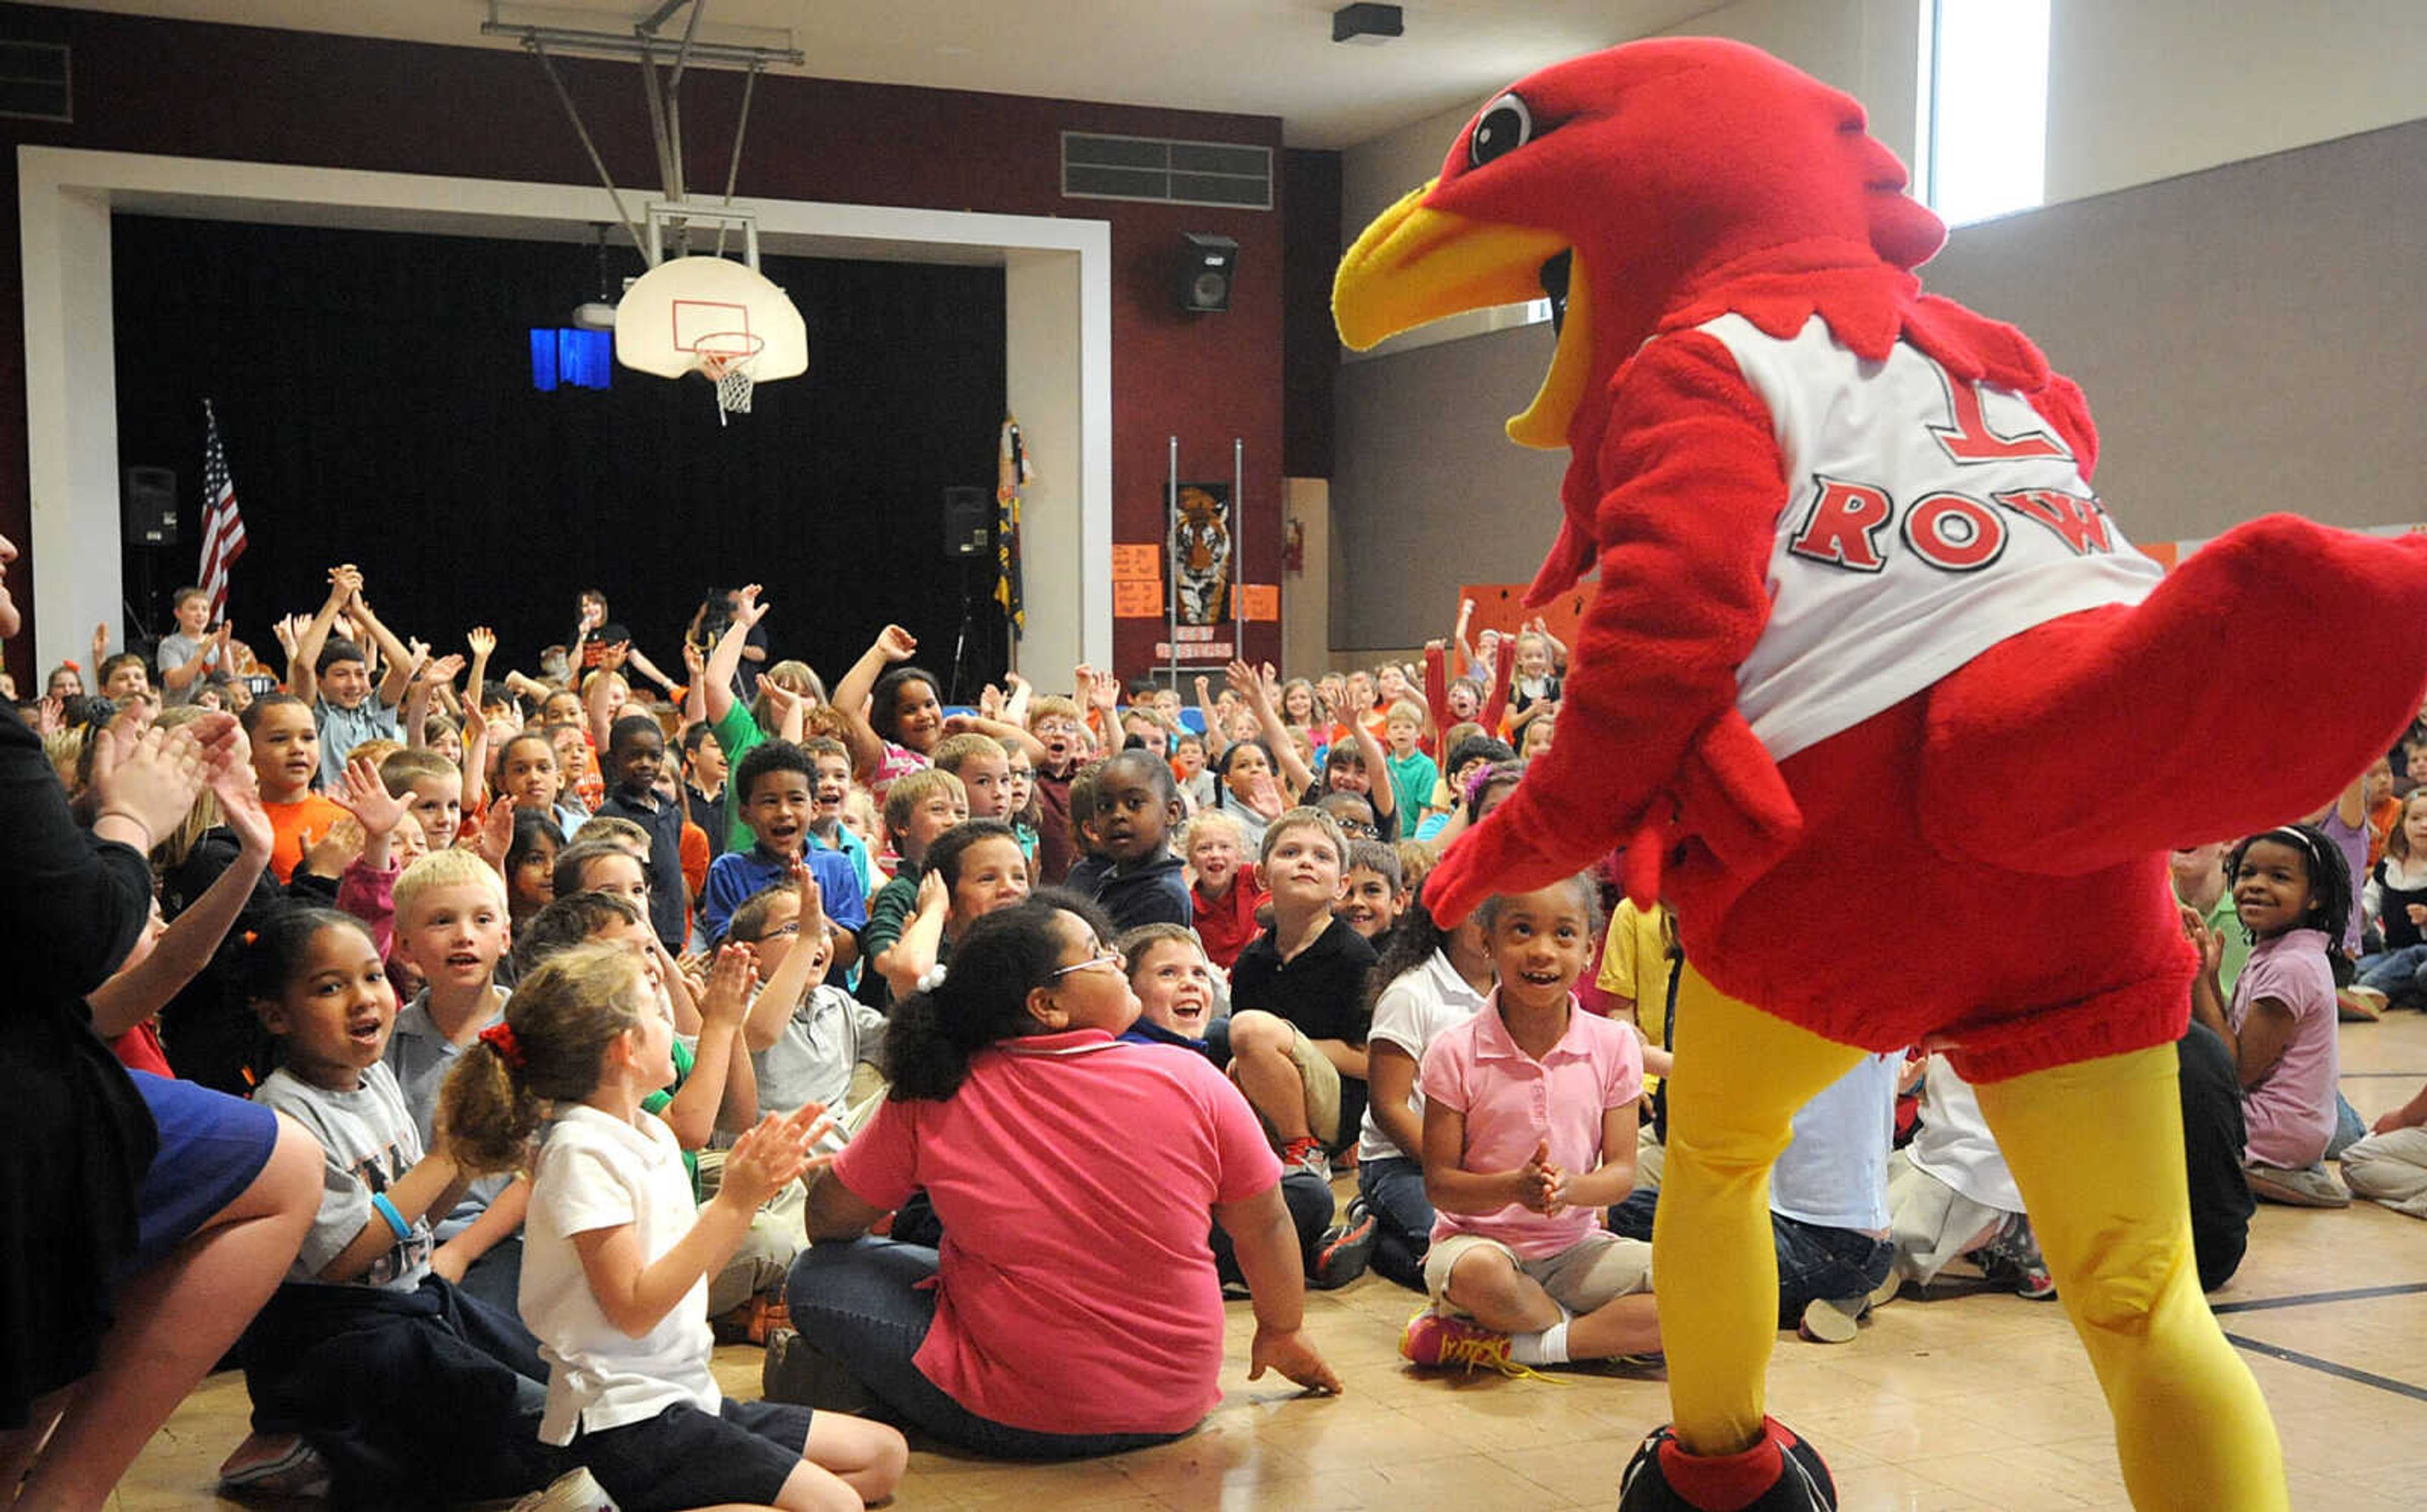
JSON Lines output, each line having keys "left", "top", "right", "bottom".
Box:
{"left": 1616, "top": 1417, "right": 1834, "bottom": 1511}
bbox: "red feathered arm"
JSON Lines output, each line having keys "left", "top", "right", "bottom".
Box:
{"left": 1423, "top": 332, "right": 1803, "bottom": 925}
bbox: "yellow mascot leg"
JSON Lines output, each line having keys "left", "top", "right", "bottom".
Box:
{"left": 1656, "top": 967, "right": 1863, "bottom": 1456}
{"left": 1973, "top": 1044, "right": 2287, "bottom": 1511}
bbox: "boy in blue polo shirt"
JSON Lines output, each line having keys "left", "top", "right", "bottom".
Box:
{"left": 289, "top": 564, "right": 415, "bottom": 790}
{"left": 702, "top": 740, "right": 868, "bottom": 964}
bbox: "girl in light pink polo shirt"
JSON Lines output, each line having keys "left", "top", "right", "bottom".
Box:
{"left": 1404, "top": 875, "right": 1663, "bottom": 1372}
{"left": 2187, "top": 823, "right": 2353, "bottom": 1206}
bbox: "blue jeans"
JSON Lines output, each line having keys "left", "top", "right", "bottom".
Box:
{"left": 1608, "top": 1190, "right": 1891, "bottom": 1326}
{"left": 786, "top": 1238, "right": 1184, "bottom": 1460}
{"left": 2357, "top": 943, "right": 2427, "bottom": 1003}
{"left": 2328, "top": 1092, "right": 2368, "bottom": 1161}
{"left": 1356, "top": 1156, "right": 1433, "bottom": 1292}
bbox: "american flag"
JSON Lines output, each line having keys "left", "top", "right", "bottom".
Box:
{"left": 197, "top": 400, "right": 246, "bottom": 621}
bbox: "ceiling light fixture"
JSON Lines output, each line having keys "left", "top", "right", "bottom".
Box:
{"left": 1332, "top": 3, "right": 1402, "bottom": 45}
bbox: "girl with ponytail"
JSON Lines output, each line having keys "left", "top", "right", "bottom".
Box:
{"left": 439, "top": 943, "right": 906, "bottom": 1512}
{"left": 791, "top": 893, "right": 1341, "bottom": 1460}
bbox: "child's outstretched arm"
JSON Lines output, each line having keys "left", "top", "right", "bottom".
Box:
{"left": 1230, "top": 660, "right": 1315, "bottom": 795}
{"left": 833, "top": 624, "right": 916, "bottom": 782}
{"left": 1193, "top": 674, "right": 1224, "bottom": 747}
{"left": 1212, "top": 1185, "right": 1341, "bottom": 1396}
{"left": 346, "top": 586, "right": 418, "bottom": 709}
{"left": 700, "top": 584, "right": 770, "bottom": 729}
{"left": 574, "top": 1103, "right": 827, "bottom": 1338}
{"left": 1479, "top": 634, "right": 1517, "bottom": 734}
{"left": 85, "top": 740, "right": 276, "bottom": 1037}
{"left": 1345, "top": 711, "right": 1397, "bottom": 825}
{"left": 658, "top": 947, "right": 757, "bottom": 1149}
{"left": 743, "top": 866, "right": 830, "bottom": 1054}
{"left": 289, "top": 565, "right": 361, "bottom": 705}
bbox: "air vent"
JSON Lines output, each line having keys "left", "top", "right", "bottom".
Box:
{"left": 0, "top": 41, "right": 70, "bottom": 123}
{"left": 1062, "top": 133, "right": 1270, "bottom": 210}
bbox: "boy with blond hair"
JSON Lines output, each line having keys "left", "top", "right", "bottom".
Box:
{"left": 383, "top": 849, "right": 527, "bottom": 1309}
{"left": 861, "top": 768, "right": 970, "bottom": 1003}
{"left": 1026, "top": 692, "right": 1087, "bottom": 884}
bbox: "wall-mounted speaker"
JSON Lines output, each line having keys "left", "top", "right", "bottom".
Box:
{"left": 1179, "top": 232, "right": 1238, "bottom": 313}
{"left": 940, "top": 485, "right": 990, "bottom": 559}
{"left": 124, "top": 466, "right": 178, "bottom": 545}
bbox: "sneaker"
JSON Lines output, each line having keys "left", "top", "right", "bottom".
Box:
{"left": 512, "top": 1466, "right": 619, "bottom": 1512}
{"left": 1310, "top": 1202, "right": 1378, "bottom": 1290}
{"left": 217, "top": 1431, "right": 332, "bottom": 1499}
{"left": 1279, "top": 1136, "right": 1332, "bottom": 1184}
{"left": 1797, "top": 1295, "right": 1865, "bottom": 1344}
{"left": 1968, "top": 1213, "right": 2059, "bottom": 1300}
{"left": 1617, "top": 1418, "right": 1835, "bottom": 1511}
{"left": 1866, "top": 1268, "right": 1906, "bottom": 1311}
{"left": 1398, "top": 1309, "right": 1542, "bottom": 1379}
{"left": 2246, "top": 1161, "right": 2352, "bottom": 1208}
{"left": 712, "top": 1289, "right": 791, "bottom": 1345}
{"left": 2339, "top": 986, "right": 2387, "bottom": 1022}
{"left": 762, "top": 1326, "right": 878, "bottom": 1414}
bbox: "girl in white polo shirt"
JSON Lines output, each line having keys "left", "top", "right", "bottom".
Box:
{"left": 442, "top": 942, "right": 906, "bottom": 1512}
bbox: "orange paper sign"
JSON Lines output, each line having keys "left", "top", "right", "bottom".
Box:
{"left": 1110, "top": 543, "right": 1161, "bottom": 581}
{"left": 1238, "top": 584, "right": 1279, "bottom": 622}
{"left": 1113, "top": 578, "right": 1165, "bottom": 618}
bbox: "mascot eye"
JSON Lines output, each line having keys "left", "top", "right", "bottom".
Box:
{"left": 1469, "top": 93, "right": 1533, "bottom": 169}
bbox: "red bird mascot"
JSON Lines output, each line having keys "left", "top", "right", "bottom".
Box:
{"left": 1334, "top": 38, "right": 2425, "bottom": 1511}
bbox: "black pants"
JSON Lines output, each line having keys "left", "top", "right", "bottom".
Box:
{"left": 241, "top": 1273, "right": 567, "bottom": 1506}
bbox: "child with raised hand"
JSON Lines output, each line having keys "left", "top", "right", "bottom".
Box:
{"left": 241, "top": 692, "right": 348, "bottom": 884}
{"left": 289, "top": 565, "right": 416, "bottom": 792}
{"left": 1354, "top": 893, "right": 1493, "bottom": 1292}
{"left": 1025, "top": 689, "right": 1090, "bottom": 883}
{"left": 735, "top": 866, "right": 889, "bottom": 1141}
{"left": 157, "top": 585, "right": 234, "bottom": 705}
{"left": 441, "top": 943, "right": 907, "bottom": 1512}
{"left": 226, "top": 907, "right": 571, "bottom": 1506}
{"left": 861, "top": 768, "right": 970, "bottom": 999}
{"left": 2187, "top": 824, "right": 2354, "bottom": 1206}
{"left": 325, "top": 751, "right": 413, "bottom": 962}
{"left": 1402, "top": 875, "right": 1661, "bottom": 1373}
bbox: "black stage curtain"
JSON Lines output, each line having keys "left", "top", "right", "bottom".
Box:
{"left": 112, "top": 215, "right": 1008, "bottom": 698}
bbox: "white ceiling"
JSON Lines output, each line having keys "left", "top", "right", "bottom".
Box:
{"left": 52, "top": 0, "right": 1720, "bottom": 148}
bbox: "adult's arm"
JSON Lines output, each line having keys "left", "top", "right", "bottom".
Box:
{"left": 1, "top": 708, "right": 157, "bottom": 991}
{"left": 1211, "top": 1185, "right": 1341, "bottom": 1394}
{"left": 802, "top": 1164, "right": 890, "bottom": 1240}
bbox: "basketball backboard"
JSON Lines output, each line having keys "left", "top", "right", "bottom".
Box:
{"left": 614, "top": 255, "right": 808, "bottom": 382}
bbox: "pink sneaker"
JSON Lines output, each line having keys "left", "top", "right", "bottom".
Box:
{"left": 1399, "top": 1310, "right": 1540, "bottom": 1377}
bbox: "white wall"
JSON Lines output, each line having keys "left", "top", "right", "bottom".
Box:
{"left": 2045, "top": 0, "right": 2427, "bottom": 205}
{"left": 1655, "top": 0, "right": 1923, "bottom": 172}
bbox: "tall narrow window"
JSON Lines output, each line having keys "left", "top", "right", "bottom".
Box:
{"left": 1926, "top": 0, "right": 2050, "bottom": 225}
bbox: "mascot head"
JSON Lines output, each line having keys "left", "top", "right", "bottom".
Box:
{"left": 1335, "top": 38, "right": 1942, "bottom": 449}
{"left": 1333, "top": 39, "right": 1945, "bottom": 602}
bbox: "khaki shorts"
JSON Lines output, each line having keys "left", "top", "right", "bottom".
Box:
{"left": 1232, "top": 1015, "right": 1344, "bottom": 1147}
{"left": 1423, "top": 1230, "right": 1654, "bottom": 1317}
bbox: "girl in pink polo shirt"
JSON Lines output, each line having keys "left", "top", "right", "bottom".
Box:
{"left": 790, "top": 893, "right": 1340, "bottom": 1458}
{"left": 1403, "top": 874, "right": 1663, "bottom": 1373}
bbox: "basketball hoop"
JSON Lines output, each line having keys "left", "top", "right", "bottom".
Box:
{"left": 693, "top": 331, "right": 766, "bottom": 424}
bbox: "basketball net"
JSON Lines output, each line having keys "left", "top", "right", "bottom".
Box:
{"left": 693, "top": 332, "right": 766, "bottom": 425}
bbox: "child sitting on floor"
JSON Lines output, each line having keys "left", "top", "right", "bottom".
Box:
{"left": 222, "top": 907, "right": 571, "bottom": 1506}
{"left": 441, "top": 941, "right": 906, "bottom": 1512}
{"left": 1401, "top": 875, "right": 1662, "bottom": 1374}
{"left": 2187, "top": 824, "right": 2354, "bottom": 1207}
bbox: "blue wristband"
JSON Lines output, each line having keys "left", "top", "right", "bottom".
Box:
{"left": 370, "top": 1192, "right": 411, "bottom": 1243}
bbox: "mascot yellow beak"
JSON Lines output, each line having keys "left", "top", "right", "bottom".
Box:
{"left": 1332, "top": 180, "right": 1592, "bottom": 450}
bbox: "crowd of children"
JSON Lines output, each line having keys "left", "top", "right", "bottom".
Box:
{"left": 15, "top": 557, "right": 2427, "bottom": 1511}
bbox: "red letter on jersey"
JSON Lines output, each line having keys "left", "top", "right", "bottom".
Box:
{"left": 1904, "top": 492, "right": 2007, "bottom": 571}
{"left": 1993, "top": 488, "right": 2115, "bottom": 557}
{"left": 1926, "top": 371, "right": 2071, "bottom": 465}
{"left": 1789, "top": 476, "right": 1892, "bottom": 572}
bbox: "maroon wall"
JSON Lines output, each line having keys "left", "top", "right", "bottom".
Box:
{"left": 0, "top": 6, "right": 1296, "bottom": 682}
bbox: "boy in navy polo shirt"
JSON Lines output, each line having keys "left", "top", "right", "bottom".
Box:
{"left": 1227, "top": 807, "right": 1377, "bottom": 1184}
{"left": 702, "top": 741, "right": 867, "bottom": 963}
{"left": 595, "top": 714, "right": 690, "bottom": 952}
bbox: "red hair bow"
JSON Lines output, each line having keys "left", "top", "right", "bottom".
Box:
{"left": 478, "top": 1021, "right": 526, "bottom": 1069}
